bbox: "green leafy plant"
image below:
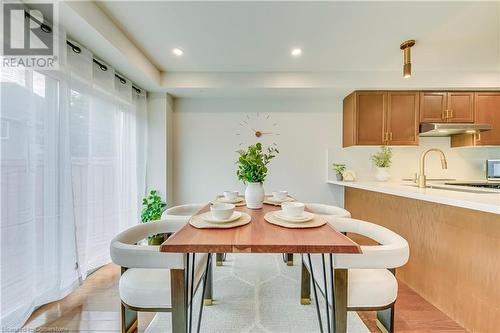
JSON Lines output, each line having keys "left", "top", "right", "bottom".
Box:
{"left": 370, "top": 146, "right": 393, "bottom": 168}
{"left": 236, "top": 143, "right": 279, "bottom": 183}
{"left": 141, "top": 190, "right": 167, "bottom": 223}
{"left": 332, "top": 163, "right": 347, "bottom": 175}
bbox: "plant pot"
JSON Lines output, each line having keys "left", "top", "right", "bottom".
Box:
{"left": 375, "top": 167, "right": 390, "bottom": 182}
{"left": 148, "top": 234, "right": 165, "bottom": 245}
{"left": 336, "top": 173, "right": 343, "bottom": 181}
{"left": 245, "top": 182, "right": 265, "bottom": 209}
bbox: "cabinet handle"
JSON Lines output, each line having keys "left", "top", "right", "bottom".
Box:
{"left": 389, "top": 132, "right": 393, "bottom": 141}
{"left": 476, "top": 132, "right": 481, "bottom": 142}
{"left": 442, "top": 110, "right": 447, "bottom": 120}
{"left": 383, "top": 132, "right": 387, "bottom": 142}
{"left": 449, "top": 109, "right": 453, "bottom": 118}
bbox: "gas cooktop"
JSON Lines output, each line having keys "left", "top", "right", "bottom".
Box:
{"left": 444, "top": 182, "right": 500, "bottom": 190}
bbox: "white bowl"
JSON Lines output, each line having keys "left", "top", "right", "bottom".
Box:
{"left": 223, "top": 190, "right": 239, "bottom": 201}
{"left": 272, "top": 190, "right": 288, "bottom": 201}
{"left": 281, "top": 202, "right": 305, "bottom": 218}
{"left": 210, "top": 203, "right": 235, "bottom": 220}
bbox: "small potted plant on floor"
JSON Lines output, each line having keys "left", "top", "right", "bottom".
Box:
{"left": 141, "top": 190, "right": 167, "bottom": 245}
{"left": 236, "top": 142, "right": 279, "bottom": 209}
{"left": 332, "top": 163, "right": 347, "bottom": 181}
{"left": 371, "top": 146, "right": 393, "bottom": 182}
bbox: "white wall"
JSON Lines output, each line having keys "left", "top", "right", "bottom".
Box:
{"left": 172, "top": 97, "right": 499, "bottom": 206}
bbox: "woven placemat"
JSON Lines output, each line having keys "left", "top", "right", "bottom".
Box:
{"left": 212, "top": 196, "right": 247, "bottom": 207}
{"left": 263, "top": 196, "right": 295, "bottom": 206}
{"left": 189, "top": 212, "right": 252, "bottom": 229}
{"left": 264, "top": 211, "right": 326, "bottom": 229}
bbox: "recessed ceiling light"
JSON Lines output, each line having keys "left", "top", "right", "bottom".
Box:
{"left": 291, "top": 48, "right": 302, "bottom": 57}
{"left": 172, "top": 48, "right": 184, "bottom": 56}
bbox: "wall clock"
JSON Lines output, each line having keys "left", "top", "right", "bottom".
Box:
{"left": 235, "top": 112, "right": 280, "bottom": 147}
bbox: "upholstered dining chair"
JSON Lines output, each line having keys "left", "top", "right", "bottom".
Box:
{"left": 283, "top": 203, "right": 351, "bottom": 266}
{"left": 110, "top": 215, "right": 210, "bottom": 333}
{"left": 301, "top": 217, "right": 409, "bottom": 333}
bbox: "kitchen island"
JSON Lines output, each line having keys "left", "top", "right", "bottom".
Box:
{"left": 329, "top": 180, "right": 499, "bottom": 333}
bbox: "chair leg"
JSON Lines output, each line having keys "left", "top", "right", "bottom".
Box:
{"left": 286, "top": 253, "right": 294, "bottom": 266}
{"left": 300, "top": 258, "right": 311, "bottom": 305}
{"left": 376, "top": 303, "right": 395, "bottom": 333}
{"left": 171, "top": 268, "right": 187, "bottom": 333}
{"left": 120, "top": 303, "right": 138, "bottom": 333}
{"left": 333, "top": 269, "right": 348, "bottom": 333}
{"left": 216, "top": 253, "right": 224, "bottom": 266}
{"left": 204, "top": 256, "right": 213, "bottom": 305}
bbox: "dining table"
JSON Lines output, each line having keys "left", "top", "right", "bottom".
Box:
{"left": 160, "top": 202, "right": 362, "bottom": 333}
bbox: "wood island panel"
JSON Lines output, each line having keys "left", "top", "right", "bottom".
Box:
{"left": 160, "top": 204, "right": 361, "bottom": 254}
{"left": 345, "top": 187, "right": 500, "bottom": 333}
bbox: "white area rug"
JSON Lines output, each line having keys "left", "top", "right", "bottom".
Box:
{"left": 145, "top": 254, "right": 369, "bottom": 333}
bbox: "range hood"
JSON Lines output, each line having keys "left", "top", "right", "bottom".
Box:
{"left": 419, "top": 123, "right": 492, "bottom": 137}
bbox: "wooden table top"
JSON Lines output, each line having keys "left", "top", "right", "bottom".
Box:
{"left": 160, "top": 203, "right": 361, "bottom": 254}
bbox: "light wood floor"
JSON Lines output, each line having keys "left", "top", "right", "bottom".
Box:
{"left": 25, "top": 263, "right": 466, "bottom": 332}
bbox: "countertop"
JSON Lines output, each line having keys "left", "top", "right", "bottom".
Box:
{"left": 328, "top": 180, "right": 500, "bottom": 215}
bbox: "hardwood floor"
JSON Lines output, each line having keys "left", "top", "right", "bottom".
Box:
{"left": 25, "top": 263, "right": 466, "bottom": 332}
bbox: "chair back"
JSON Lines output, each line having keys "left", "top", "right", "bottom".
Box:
{"left": 331, "top": 217, "right": 409, "bottom": 269}
{"left": 305, "top": 203, "right": 351, "bottom": 217}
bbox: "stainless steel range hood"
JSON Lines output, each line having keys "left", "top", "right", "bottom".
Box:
{"left": 419, "top": 123, "right": 492, "bottom": 137}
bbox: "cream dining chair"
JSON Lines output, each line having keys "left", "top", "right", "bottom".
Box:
{"left": 110, "top": 204, "right": 209, "bottom": 333}
{"left": 301, "top": 217, "right": 409, "bottom": 333}
{"left": 283, "top": 203, "right": 351, "bottom": 266}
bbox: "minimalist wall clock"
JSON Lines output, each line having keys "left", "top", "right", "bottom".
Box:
{"left": 235, "top": 112, "right": 280, "bottom": 147}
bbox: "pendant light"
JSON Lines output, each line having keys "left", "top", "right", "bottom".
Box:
{"left": 400, "top": 40, "right": 416, "bottom": 78}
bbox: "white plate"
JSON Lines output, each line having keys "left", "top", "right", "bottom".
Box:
{"left": 267, "top": 196, "right": 294, "bottom": 203}
{"left": 273, "top": 211, "right": 314, "bottom": 223}
{"left": 201, "top": 211, "right": 242, "bottom": 223}
{"left": 218, "top": 197, "right": 244, "bottom": 204}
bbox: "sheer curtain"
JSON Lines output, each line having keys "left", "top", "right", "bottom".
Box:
{"left": 0, "top": 40, "right": 147, "bottom": 327}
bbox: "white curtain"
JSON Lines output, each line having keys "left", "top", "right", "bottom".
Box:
{"left": 0, "top": 40, "right": 148, "bottom": 327}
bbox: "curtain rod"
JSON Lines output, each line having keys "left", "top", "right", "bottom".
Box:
{"left": 66, "top": 41, "right": 142, "bottom": 94}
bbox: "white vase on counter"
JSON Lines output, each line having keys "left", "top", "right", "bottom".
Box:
{"left": 375, "top": 167, "right": 391, "bottom": 182}
{"left": 245, "top": 182, "right": 265, "bottom": 209}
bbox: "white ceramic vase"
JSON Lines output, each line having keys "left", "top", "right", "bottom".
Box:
{"left": 375, "top": 167, "right": 390, "bottom": 182}
{"left": 245, "top": 182, "right": 265, "bottom": 209}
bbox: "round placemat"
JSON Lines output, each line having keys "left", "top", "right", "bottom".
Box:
{"left": 212, "top": 196, "right": 247, "bottom": 207}
{"left": 190, "top": 212, "right": 252, "bottom": 229}
{"left": 264, "top": 212, "right": 326, "bottom": 229}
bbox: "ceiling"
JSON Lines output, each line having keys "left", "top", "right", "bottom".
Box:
{"left": 98, "top": 1, "right": 500, "bottom": 73}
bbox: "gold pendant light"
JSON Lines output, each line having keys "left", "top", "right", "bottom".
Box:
{"left": 400, "top": 40, "right": 416, "bottom": 78}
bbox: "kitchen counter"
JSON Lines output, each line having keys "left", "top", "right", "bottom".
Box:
{"left": 328, "top": 180, "right": 500, "bottom": 214}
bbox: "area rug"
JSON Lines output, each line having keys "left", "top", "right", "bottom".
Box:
{"left": 145, "top": 253, "right": 369, "bottom": 333}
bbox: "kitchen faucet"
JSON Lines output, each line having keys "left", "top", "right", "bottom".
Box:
{"left": 418, "top": 148, "right": 448, "bottom": 188}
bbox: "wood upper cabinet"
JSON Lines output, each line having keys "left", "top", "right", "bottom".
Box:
{"left": 451, "top": 92, "right": 500, "bottom": 147}
{"left": 420, "top": 92, "right": 474, "bottom": 123}
{"left": 386, "top": 92, "right": 419, "bottom": 145}
{"left": 343, "top": 91, "right": 418, "bottom": 147}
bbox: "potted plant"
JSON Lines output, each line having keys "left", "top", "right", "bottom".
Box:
{"left": 141, "top": 190, "right": 167, "bottom": 245}
{"left": 370, "top": 146, "right": 393, "bottom": 182}
{"left": 236, "top": 142, "right": 279, "bottom": 209}
{"left": 332, "top": 163, "right": 347, "bottom": 181}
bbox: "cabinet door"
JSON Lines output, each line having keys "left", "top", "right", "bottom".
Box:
{"left": 355, "top": 92, "right": 386, "bottom": 145}
{"left": 420, "top": 92, "right": 447, "bottom": 122}
{"left": 447, "top": 92, "right": 474, "bottom": 123}
{"left": 386, "top": 92, "right": 419, "bottom": 145}
{"left": 475, "top": 92, "right": 500, "bottom": 145}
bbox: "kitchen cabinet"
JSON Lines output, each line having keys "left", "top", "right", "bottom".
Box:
{"left": 420, "top": 91, "right": 474, "bottom": 123}
{"left": 451, "top": 92, "right": 500, "bottom": 147}
{"left": 343, "top": 91, "right": 419, "bottom": 147}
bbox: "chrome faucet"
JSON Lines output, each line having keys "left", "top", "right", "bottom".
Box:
{"left": 418, "top": 148, "right": 448, "bottom": 188}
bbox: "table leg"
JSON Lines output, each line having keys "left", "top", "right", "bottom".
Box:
{"left": 333, "top": 268, "right": 348, "bottom": 333}
{"left": 300, "top": 257, "right": 311, "bottom": 305}
{"left": 171, "top": 268, "right": 187, "bottom": 333}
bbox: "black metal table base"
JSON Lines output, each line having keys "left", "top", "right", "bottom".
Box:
{"left": 184, "top": 253, "right": 212, "bottom": 333}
